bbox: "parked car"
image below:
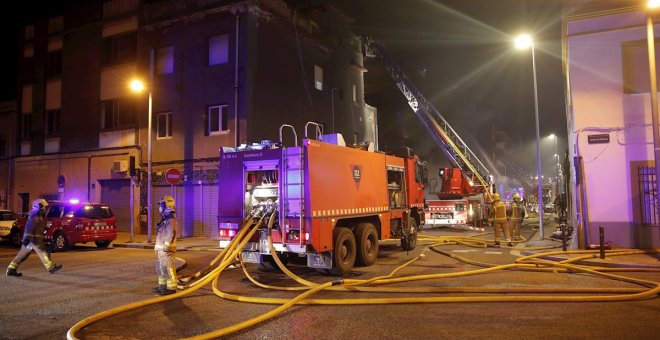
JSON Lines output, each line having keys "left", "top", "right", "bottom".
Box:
{"left": 0, "top": 210, "right": 21, "bottom": 245}
{"left": 12, "top": 200, "right": 117, "bottom": 251}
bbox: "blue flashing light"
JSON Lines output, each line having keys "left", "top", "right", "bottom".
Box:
{"left": 69, "top": 198, "right": 80, "bottom": 204}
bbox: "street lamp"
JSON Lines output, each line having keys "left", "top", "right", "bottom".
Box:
{"left": 647, "top": 1, "right": 660, "bottom": 225}
{"left": 515, "top": 33, "right": 545, "bottom": 240}
{"left": 129, "top": 49, "right": 155, "bottom": 243}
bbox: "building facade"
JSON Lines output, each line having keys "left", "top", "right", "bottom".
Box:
{"left": 563, "top": 0, "right": 660, "bottom": 248}
{"left": 9, "top": 0, "right": 371, "bottom": 238}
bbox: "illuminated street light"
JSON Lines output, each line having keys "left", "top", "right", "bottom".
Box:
{"left": 647, "top": 1, "right": 660, "bottom": 224}
{"left": 129, "top": 49, "right": 154, "bottom": 243}
{"left": 515, "top": 33, "right": 545, "bottom": 240}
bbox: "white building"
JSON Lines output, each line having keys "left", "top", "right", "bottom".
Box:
{"left": 564, "top": 0, "right": 660, "bottom": 248}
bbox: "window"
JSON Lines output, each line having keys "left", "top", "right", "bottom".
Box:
{"left": 207, "top": 105, "right": 228, "bottom": 135}
{"left": 157, "top": 46, "right": 174, "bottom": 74}
{"left": 24, "top": 25, "right": 34, "bottom": 40}
{"left": 209, "top": 34, "right": 229, "bottom": 65}
{"left": 314, "top": 65, "right": 323, "bottom": 91}
{"left": 47, "top": 204, "right": 64, "bottom": 218}
{"left": 102, "top": 32, "right": 137, "bottom": 65}
{"left": 48, "top": 16, "right": 63, "bottom": 34}
{"left": 46, "top": 110, "right": 61, "bottom": 136}
{"left": 0, "top": 136, "right": 5, "bottom": 158}
{"left": 21, "top": 114, "right": 31, "bottom": 139}
{"left": 101, "top": 98, "right": 136, "bottom": 130}
{"left": 622, "top": 39, "right": 660, "bottom": 94}
{"left": 157, "top": 111, "right": 173, "bottom": 139}
{"left": 46, "top": 51, "right": 62, "bottom": 78}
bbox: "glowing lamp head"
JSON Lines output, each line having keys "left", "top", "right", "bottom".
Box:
{"left": 514, "top": 34, "right": 533, "bottom": 50}
{"left": 69, "top": 198, "right": 80, "bottom": 205}
{"left": 129, "top": 79, "right": 145, "bottom": 92}
{"left": 649, "top": 0, "right": 660, "bottom": 9}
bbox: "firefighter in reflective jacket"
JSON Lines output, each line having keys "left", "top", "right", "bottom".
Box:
{"left": 489, "top": 193, "right": 511, "bottom": 246}
{"left": 507, "top": 193, "right": 526, "bottom": 241}
{"left": 6, "top": 199, "right": 62, "bottom": 276}
{"left": 152, "top": 195, "right": 178, "bottom": 295}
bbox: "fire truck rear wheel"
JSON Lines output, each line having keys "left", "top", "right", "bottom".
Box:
{"left": 330, "top": 227, "right": 356, "bottom": 276}
{"left": 400, "top": 218, "right": 418, "bottom": 251}
{"left": 355, "top": 223, "right": 379, "bottom": 266}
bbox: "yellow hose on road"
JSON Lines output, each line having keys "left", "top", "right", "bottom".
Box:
{"left": 67, "top": 212, "right": 660, "bottom": 340}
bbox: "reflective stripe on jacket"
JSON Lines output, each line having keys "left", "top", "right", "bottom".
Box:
{"left": 155, "top": 214, "right": 177, "bottom": 252}
{"left": 508, "top": 202, "right": 526, "bottom": 222}
{"left": 490, "top": 200, "right": 508, "bottom": 223}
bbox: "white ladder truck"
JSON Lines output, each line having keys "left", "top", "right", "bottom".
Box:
{"left": 364, "top": 38, "right": 494, "bottom": 228}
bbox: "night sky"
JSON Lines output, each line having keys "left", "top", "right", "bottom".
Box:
{"left": 0, "top": 0, "right": 566, "bottom": 178}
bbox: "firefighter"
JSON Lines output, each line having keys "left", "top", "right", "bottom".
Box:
{"left": 6, "top": 199, "right": 62, "bottom": 277}
{"left": 489, "top": 193, "right": 511, "bottom": 246}
{"left": 507, "top": 193, "right": 526, "bottom": 241}
{"left": 152, "top": 195, "right": 178, "bottom": 295}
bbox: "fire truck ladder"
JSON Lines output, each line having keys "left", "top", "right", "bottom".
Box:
{"left": 364, "top": 39, "right": 492, "bottom": 199}
{"left": 279, "top": 124, "right": 305, "bottom": 246}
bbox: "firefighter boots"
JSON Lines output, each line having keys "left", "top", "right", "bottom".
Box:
{"left": 159, "top": 288, "right": 177, "bottom": 296}
{"left": 6, "top": 268, "right": 22, "bottom": 277}
{"left": 151, "top": 284, "right": 166, "bottom": 294}
{"left": 48, "top": 264, "right": 62, "bottom": 274}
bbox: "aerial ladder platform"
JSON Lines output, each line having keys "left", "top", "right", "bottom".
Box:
{"left": 364, "top": 38, "right": 493, "bottom": 200}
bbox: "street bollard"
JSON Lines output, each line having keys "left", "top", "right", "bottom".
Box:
{"left": 599, "top": 226, "right": 605, "bottom": 259}
{"left": 561, "top": 223, "right": 567, "bottom": 251}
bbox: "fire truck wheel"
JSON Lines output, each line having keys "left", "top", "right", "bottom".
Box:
{"left": 51, "top": 231, "right": 69, "bottom": 252}
{"left": 258, "top": 253, "right": 290, "bottom": 272}
{"left": 355, "top": 223, "right": 379, "bottom": 266}
{"left": 400, "top": 218, "right": 418, "bottom": 251}
{"left": 330, "top": 227, "right": 356, "bottom": 276}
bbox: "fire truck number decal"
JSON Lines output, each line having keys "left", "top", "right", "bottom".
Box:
{"left": 352, "top": 165, "right": 361, "bottom": 182}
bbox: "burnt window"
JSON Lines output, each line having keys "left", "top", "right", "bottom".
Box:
{"left": 21, "top": 114, "right": 31, "bottom": 139}
{"left": 101, "top": 98, "right": 136, "bottom": 130}
{"left": 102, "top": 32, "right": 137, "bottom": 66}
{"left": 46, "top": 109, "right": 61, "bottom": 136}
{"left": 46, "top": 51, "right": 62, "bottom": 78}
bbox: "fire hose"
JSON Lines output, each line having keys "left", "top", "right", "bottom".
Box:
{"left": 67, "top": 208, "right": 660, "bottom": 340}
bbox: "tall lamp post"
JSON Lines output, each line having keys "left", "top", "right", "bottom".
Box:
{"left": 515, "top": 33, "right": 545, "bottom": 239}
{"left": 129, "top": 49, "right": 155, "bottom": 243}
{"left": 647, "top": 0, "right": 660, "bottom": 224}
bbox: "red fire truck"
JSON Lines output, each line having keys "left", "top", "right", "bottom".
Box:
{"left": 217, "top": 123, "right": 428, "bottom": 275}
{"left": 425, "top": 168, "right": 487, "bottom": 230}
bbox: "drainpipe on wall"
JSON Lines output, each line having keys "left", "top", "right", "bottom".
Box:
{"left": 234, "top": 11, "right": 240, "bottom": 147}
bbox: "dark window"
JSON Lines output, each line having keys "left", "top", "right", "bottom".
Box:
{"left": 157, "top": 111, "right": 173, "bottom": 139}
{"left": 0, "top": 136, "right": 5, "bottom": 157}
{"left": 102, "top": 32, "right": 137, "bottom": 66}
{"left": 21, "top": 114, "right": 31, "bottom": 139}
{"left": 74, "top": 205, "right": 113, "bottom": 219}
{"left": 47, "top": 204, "right": 64, "bottom": 218}
{"left": 207, "top": 105, "right": 228, "bottom": 135}
{"left": 46, "top": 51, "right": 62, "bottom": 78}
{"left": 101, "top": 98, "right": 136, "bottom": 130}
{"left": 46, "top": 109, "right": 61, "bottom": 136}
{"left": 0, "top": 211, "right": 17, "bottom": 220}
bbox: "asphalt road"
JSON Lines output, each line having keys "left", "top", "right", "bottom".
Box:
{"left": 1, "top": 224, "right": 659, "bottom": 339}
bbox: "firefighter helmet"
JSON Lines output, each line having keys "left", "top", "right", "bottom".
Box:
{"left": 513, "top": 193, "right": 521, "bottom": 201}
{"left": 492, "top": 193, "right": 500, "bottom": 201}
{"left": 159, "top": 195, "right": 176, "bottom": 214}
{"left": 32, "top": 198, "right": 49, "bottom": 211}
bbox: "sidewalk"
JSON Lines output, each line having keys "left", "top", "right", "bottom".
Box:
{"left": 113, "top": 232, "right": 220, "bottom": 251}
{"left": 521, "top": 212, "right": 660, "bottom": 269}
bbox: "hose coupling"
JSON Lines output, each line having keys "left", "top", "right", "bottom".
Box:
{"left": 331, "top": 279, "right": 344, "bottom": 286}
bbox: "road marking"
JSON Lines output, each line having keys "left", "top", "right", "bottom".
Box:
{"left": 484, "top": 251, "right": 502, "bottom": 254}
{"left": 451, "top": 250, "right": 476, "bottom": 253}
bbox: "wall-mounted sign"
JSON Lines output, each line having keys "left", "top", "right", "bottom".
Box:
{"left": 588, "top": 133, "right": 610, "bottom": 144}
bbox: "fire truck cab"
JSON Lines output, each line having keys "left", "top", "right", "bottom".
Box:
{"left": 217, "top": 123, "right": 427, "bottom": 275}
